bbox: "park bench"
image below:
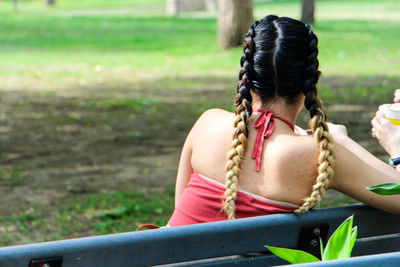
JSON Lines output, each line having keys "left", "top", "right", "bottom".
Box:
{"left": 0, "top": 204, "right": 399, "bottom": 267}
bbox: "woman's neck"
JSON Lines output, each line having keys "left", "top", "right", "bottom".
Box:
{"left": 252, "top": 98, "right": 301, "bottom": 126}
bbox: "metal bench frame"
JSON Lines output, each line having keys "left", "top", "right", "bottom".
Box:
{"left": 0, "top": 204, "right": 399, "bottom": 266}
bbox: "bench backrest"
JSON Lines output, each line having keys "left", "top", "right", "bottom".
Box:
{"left": 0, "top": 204, "right": 399, "bottom": 267}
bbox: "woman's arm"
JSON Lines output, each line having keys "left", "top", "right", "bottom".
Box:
{"left": 173, "top": 109, "right": 228, "bottom": 207}
{"left": 330, "top": 133, "right": 400, "bottom": 214}
{"left": 174, "top": 132, "right": 193, "bottom": 207}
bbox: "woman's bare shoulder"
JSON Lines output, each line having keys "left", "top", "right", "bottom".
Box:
{"left": 192, "top": 108, "right": 235, "bottom": 132}
{"left": 198, "top": 108, "right": 235, "bottom": 121}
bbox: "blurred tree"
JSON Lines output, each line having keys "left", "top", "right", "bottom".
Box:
{"left": 166, "top": 0, "right": 216, "bottom": 16}
{"left": 45, "top": 0, "right": 55, "bottom": 6}
{"left": 301, "top": 0, "right": 315, "bottom": 24}
{"left": 167, "top": 0, "right": 204, "bottom": 15}
{"left": 13, "top": 0, "right": 18, "bottom": 12}
{"left": 218, "top": 0, "right": 253, "bottom": 50}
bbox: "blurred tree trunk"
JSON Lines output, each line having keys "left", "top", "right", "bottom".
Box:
{"left": 218, "top": 0, "right": 253, "bottom": 50}
{"left": 45, "top": 0, "right": 55, "bottom": 6}
{"left": 13, "top": 0, "right": 18, "bottom": 12}
{"left": 301, "top": 0, "right": 315, "bottom": 24}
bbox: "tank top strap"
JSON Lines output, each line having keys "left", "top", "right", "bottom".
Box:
{"left": 251, "top": 109, "right": 295, "bottom": 171}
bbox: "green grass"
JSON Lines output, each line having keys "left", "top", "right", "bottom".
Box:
{"left": 0, "top": 189, "right": 175, "bottom": 245}
{"left": 255, "top": 0, "right": 400, "bottom": 21}
{"left": 57, "top": 189, "right": 175, "bottom": 235}
{"left": 1, "top": 0, "right": 399, "bottom": 90}
{"left": 0, "top": 0, "right": 166, "bottom": 11}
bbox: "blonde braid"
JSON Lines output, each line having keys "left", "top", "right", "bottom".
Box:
{"left": 223, "top": 21, "right": 260, "bottom": 219}
{"left": 295, "top": 98, "right": 335, "bottom": 213}
{"left": 224, "top": 100, "right": 250, "bottom": 219}
{"left": 295, "top": 24, "right": 335, "bottom": 213}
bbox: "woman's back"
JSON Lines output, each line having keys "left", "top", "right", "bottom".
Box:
{"left": 189, "top": 108, "right": 318, "bottom": 207}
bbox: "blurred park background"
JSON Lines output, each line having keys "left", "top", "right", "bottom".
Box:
{"left": 0, "top": 0, "right": 399, "bottom": 246}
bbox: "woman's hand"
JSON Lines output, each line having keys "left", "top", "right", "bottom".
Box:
{"left": 394, "top": 89, "right": 400, "bottom": 103}
{"left": 371, "top": 104, "right": 400, "bottom": 158}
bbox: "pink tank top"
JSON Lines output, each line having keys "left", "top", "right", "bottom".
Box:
{"left": 168, "top": 172, "right": 298, "bottom": 226}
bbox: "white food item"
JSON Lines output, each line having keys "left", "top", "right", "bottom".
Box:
{"left": 390, "top": 103, "right": 400, "bottom": 111}
{"left": 386, "top": 104, "right": 400, "bottom": 120}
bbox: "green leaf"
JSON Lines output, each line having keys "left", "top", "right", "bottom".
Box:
{"left": 323, "top": 215, "right": 354, "bottom": 260}
{"left": 350, "top": 226, "right": 358, "bottom": 251}
{"left": 320, "top": 238, "right": 324, "bottom": 259}
{"left": 265, "top": 246, "right": 320, "bottom": 264}
{"left": 367, "top": 183, "right": 400, "bottom": 195}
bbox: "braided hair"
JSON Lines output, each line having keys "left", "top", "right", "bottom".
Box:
{"left": 223, "top": 16, "right": 335, "bottom": 218}
{"left": 294, "top": 24, "right": 335, "bottom": 213}
{"left": 224, "top": 20, "right": 260, "bottom": 220}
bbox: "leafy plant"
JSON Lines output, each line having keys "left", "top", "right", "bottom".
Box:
{"left": 266, "top": 215, "right": 357, "bottom": 264}
{"left": 367, "top": 183, "right": 400, "bottom": 195}
{"left": 266, "top": 246, "right": 320, "bottom": 264}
